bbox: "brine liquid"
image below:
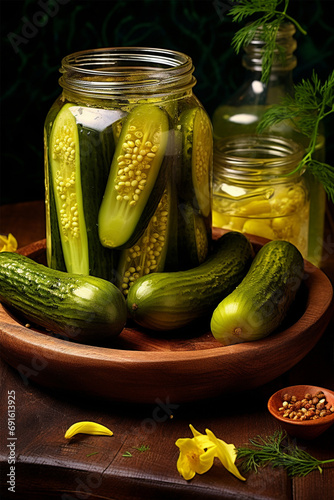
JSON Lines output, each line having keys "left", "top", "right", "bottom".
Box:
{"left": 213, "top": 104, "right": 325, "bottom": 266}
{"left": 45, "top": 98, "right": 213, "bottom": 284}
{"left": 212, "top": 183, "right": 310, "bottom": 257}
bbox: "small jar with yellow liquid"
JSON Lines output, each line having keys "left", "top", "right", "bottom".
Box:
{"left": 212, "top": 135, "right": 309, "bottom": 256}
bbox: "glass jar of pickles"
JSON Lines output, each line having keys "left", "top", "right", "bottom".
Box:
{"left": 212, "top": 135, "right": 309, "bottom": 256}
{"left": 212, "top": 22, "right": 326, "bottom": 267}
{"left": 44, "top": 48, "right": 212, "bottom": 295}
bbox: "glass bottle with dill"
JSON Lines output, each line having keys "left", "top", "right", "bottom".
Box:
{"left": 212, "top": 23, "right": 326, "bottom": 266}
{"left": 44, "top": 47, "right": 212, "bottom": 294}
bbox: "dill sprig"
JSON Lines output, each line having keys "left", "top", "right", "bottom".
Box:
{"left": 228, "top": 0, "right": 307, "bottom": 83}
{"left": 133, "top": 444, "right": 150, "bottom": 452}
{"left": 257, "top": 70, "right": 334, "bottom": 202}
{"left": 122, "top": 444, "right": 150, "bottom": 457}
{"left": 236, "top": 430, "right": 334, "bottom": 477}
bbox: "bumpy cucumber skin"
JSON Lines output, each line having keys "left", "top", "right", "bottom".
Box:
{"left": 210, "top": 240, "right": 304, "bottom": 346}
{"left": 126, "top": 231, "right": 253, "bottom": 331}
{"left": 0, "top": 252, "right": 127, "bottom": 344}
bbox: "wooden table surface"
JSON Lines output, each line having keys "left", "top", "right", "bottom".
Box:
{"left": 0, "top": 200, "right": 334, "bottom": 500}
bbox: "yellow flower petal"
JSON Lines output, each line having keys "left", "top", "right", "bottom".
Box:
{"left": 0, "top": 236, "right": 7, "bottom": 251}
{"left": 0, "top": 233, "right": 18, "bottom": 252}
{"left": 189, "top": 424, "right": 216, "bottom": 448}
{"left": 176, "top": 438, "right": 216, "bottom": 479}
{"left": 8, "top": 233, "right": 18, "bottom": 249}
{"left": 205, "top": 429, "right": 246, "bottom": 481}
{"left": 64, "top": 421, "right": 113, "bottom": 439}
{"left": 189, "top": 424, "right": 202, "bottom": 438}
{"left": 176, "top": 451, "right": 196, "bottom": 480}
{"left": 175, "top": 426, "right": 216, "bottom": 480}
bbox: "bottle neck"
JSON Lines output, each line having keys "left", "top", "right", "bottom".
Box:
{"left": 242, "top": 22, "right": 297, "bottom": 74}
{"left": 59, "top": 47, "right": 196, "bottom": 101}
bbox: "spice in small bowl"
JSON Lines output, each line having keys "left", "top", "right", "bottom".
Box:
{"left": 268, "top": 385, "right": 334, "bottom": 439}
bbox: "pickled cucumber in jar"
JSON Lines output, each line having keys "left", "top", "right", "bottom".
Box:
{"left": 45, "top": 48, "right": 213, "bottom": 285}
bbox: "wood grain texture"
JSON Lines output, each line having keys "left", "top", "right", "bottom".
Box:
{"left": 0, "top": 235, "right": 333, "bottom": 404}
{"left": 1, "top": 343, "right": 334, "bottom": 500}
{"left": 0, "top": 200, "right": 46, "bottom": 248}
{"left": 1, "top": 201, "right": 334, "bottom": 500}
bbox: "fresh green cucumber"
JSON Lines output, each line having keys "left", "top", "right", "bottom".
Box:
{"left": 210, "top": 240, "right": 304, "bottom": 346}
{"left": 0, "top": 252, "right": 127, "bottom": 344}
{"left": 179, "top": 106, "right": 212, "bottom": 217}
{"left": 98, "top": 104, "right": 170, "bottom": 248}
{"left": 127, "top": 231, "right": 253, "bottom": 331}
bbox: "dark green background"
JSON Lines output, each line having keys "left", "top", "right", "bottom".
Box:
{"left": 1, "top": 0, "right": 333, "bottom": 205}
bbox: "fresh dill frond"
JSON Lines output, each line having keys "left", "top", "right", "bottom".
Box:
{"left": 132, "top": 444, "right": 150, "bottom": 452}
{"left": 228, "top": 0, "right": 282, "bottom": 24}
{"left": 236, "top": 431, "right": 284, "bottom": 474}
{"left": 305, "top": 159, "right": 334, "bottom": 203}
{"left": 257, "top": 70, "right": 334, "bottom": 137}
{"left": 228, "top": 0, "right": 307, "bottom": 83}
{"left": 122, "top": 444, "right": 150, "bottom": 457}
{"left": 257, "top": 70, "right": 334, "bottom": 202}
{"left": 236, "top": 430, "right": 334, "bottom": 477}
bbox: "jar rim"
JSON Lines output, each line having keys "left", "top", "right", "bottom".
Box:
{"left": 214, "top": 135, "right": 305, "bottom": 182}
{"left": 59, "top": 47, "right": 196, "bottom": 97}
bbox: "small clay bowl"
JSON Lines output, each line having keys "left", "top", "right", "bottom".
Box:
{"left": 268, "top": 385, "right": 334, "bottom": 440}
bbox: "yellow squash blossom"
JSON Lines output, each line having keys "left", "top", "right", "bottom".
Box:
{"left": 205, "top": 428, "right": 246, "bottom": 481}
{"left": 175, "top": 425, "right": 245, "bottom": 482}
{"left": 64, "top": 421, "right": 113, "bottom": 439}
{"left": 0, "top": 233, "right": 18, "bottom": 252}
{"left": 175, "top": 425, "right": 216, "bottom": 480}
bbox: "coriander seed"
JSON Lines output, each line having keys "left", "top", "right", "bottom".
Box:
{"left": 279, "top": 391, "right": 332, "bottom": 421}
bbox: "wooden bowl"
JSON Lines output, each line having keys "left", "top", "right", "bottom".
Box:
{"left": 0, "top": 232, "right": 333, "bottom": 404}
{"left": 268, "top": 385, "right": 334, "bottom": 439}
